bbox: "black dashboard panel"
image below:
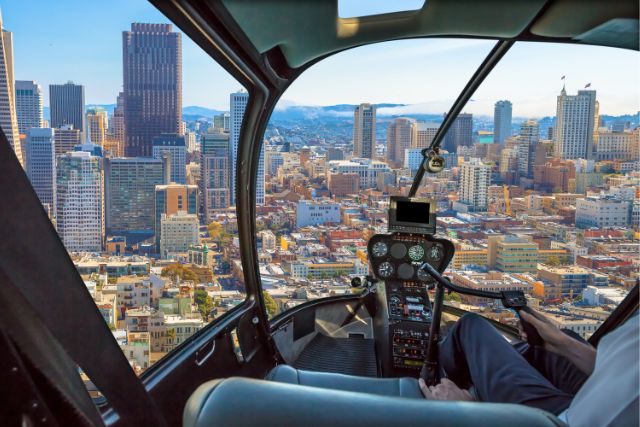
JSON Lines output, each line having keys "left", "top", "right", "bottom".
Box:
{"left": 367, "top": 233, "right": 455, "bottom": 374}
{"left": 368, "top": 234, "right": 454, "bottom": 283}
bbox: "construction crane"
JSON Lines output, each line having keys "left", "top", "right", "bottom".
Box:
{"left": 503, "top": 185, "right": 512, "bottom": 216}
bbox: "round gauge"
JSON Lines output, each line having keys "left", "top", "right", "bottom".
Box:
{"left": 428, "top": 245, "right": 443, "bottom": 262}
{"left": 408, "top": 245, "right": 425, "bottom": 261}
{"left": 377, "top": 262, "right": 394, "bottom": 279}
{"left": 397, "top": 263, "right": 415, "bottom": 280}
{"left": 390, "top": 243, "right": 407, "bottom": 259}
{"left": 371, "top": 241, "right": 388, "bottom": 258}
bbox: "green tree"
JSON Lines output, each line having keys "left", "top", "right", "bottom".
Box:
{"left": 194, "top": 289, "right": 214, "bottom": 320}
{"left": 263, "top": 291, "right": 278, "bottom": 319}
{"left": 208, "top": 221, "right": 231, "bottom": 249}
{"left": 444, "top": 292, "right": 461, "bottom": 302}
{"left": 161, "top": 263, "right": 197, "bottom": 284}
{"left": 546, "top": 256, "right": 561, "bottom": 267}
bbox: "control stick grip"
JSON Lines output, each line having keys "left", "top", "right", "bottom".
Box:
{"left": 518, "top": 306, "right": 544, "bottom": 347}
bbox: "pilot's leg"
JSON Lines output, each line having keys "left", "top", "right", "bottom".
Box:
{"left": 439, "top": 313, "right": 573, "bottom": 415}
{"left": 513, "top": 336, "right": 588, "bottom": 395}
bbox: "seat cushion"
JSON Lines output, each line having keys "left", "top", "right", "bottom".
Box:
{"left": 184, "top": 377, "right": 566, "bottom": 427}
{"left": 266, "top": 364, "right": 423, "bottom": 399}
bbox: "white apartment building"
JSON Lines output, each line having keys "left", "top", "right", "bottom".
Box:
{"left": 163, "top": 315, "right": 205, "bottom": 352}
{"left": 56, "top": 151, "right": 103, "bottom": 252}
{"left": 160, "top": 211, "right": 200, "bottom": 258}
{"left": 327, "top": 158, "right": 390, "bottom": 189}
{"left": 595, "top": 130, "right": 638, "bottom": 161}
{"left": 458, "top": 158, "right": 491, "bottom": 209}
{"left": 296, "top": 200, "right": 341, "bottom": 228}
{"left": 575, "top": 196, "right": 630, "bottom": 229}
{"left": 554, "top": 89, "right": 596, "bottom": 160}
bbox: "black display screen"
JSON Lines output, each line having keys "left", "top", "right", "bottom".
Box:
{"left": 396, "top": 200, "right": 431, "bottom": 225}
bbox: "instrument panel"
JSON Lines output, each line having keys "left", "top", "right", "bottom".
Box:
{"left": 367, "top": 234, "right": 453, "bottom": 284}
{"left": 368, "top": 233, "right": 455, "bottom": 373}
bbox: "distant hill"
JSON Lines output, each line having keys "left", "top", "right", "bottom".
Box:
{"left": 41, "top": 102, "right": 638, "bottom": 127}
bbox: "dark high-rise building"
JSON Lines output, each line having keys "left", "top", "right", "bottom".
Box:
{"left": 123, "top": 23, "right": 181, "bottom": 157}
{"left": 493, "top": 100, "right": 512, "bottom": 144}
{"left": 353, "top": 103, "right": 376, "bottom": 158}
{"left": 53, "top": 124, "right": 81, "bottom": 158}
{"left": 49, "top": 82, "right": 85, "bottom": 136}
{"left": 104, "top": 157, "right": 165, "bottom": 242}
{"left": 443, "top": 113, "right": 473, "bottom": 152}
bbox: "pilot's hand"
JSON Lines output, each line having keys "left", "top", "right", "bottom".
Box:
{"left": 519, "top": 309, "right": 566, "bottom": 354}
{"left": 419, "top": 378, "right": 475, "bottom": 401}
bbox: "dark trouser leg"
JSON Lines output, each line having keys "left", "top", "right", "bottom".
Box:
{"left": 512, "top": 332, "right": 589, "bottom": 396}
{"left": 439, "top": 313, "right": 573, "bottom": 415}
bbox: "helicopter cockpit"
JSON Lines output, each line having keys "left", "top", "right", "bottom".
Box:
{"left": 1, "top": 1, "right": 638, "bottom": 426}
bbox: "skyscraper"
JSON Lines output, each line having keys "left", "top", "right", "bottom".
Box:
{"left": 386, "top": 117, "right": 413, "bottom": 165}
{"left": 123, "top": 23, "right": 182, "bottom": 157}
{"left": 213, "top": 113, "right": 230, "bottom": 132}
{"left": 353, "top": 103, "right": 376, "bottom": 158}
{"left": 229, "top": 90, "right": 263, "bottom": 205}
{"left": 516, "top": 120, "right": 541, "bottom": 179}
{"left": 49, "top": 82, "right": 85, "bottom": 136}
{"left": 494, "top": 100, "right": 512, "bottom": 144}
{"left": 459, "top": 158, "right": 491, "bottom": 210}
{"left": 104, "top": 157, "right": 165, "bottom": 240}
{"left": 110, "top": 92, "right": 125, "bottom": 143}
{"left": 56, "top": 151, "right": 103, "bottom": 252}
{"left": 26, "top": 127, "right": 56, "bottom": 212}
{"left": 15, "top": 80, "right": 44, "bottom": 133}
{"left": 86, "top": 107, "right": 107, "bottom": 145}
{"left": 201, "top": 130, "right": 230, "bottom": 221}
{"left": 443, "top": 113, "right": 473, "bottom": 152}
{"left": 554, "top": 88, "right": 597, "bottom": 160}
{"left": 411, "top": 122, "right": 439, "bottom": 149}
{"left": 155, "top": 183, "right": 198, "bottom": 251}
{"left": 0, "top": 13, "right": 23, "bottom": 166}
{"left": 152, "top": 134, "right": 186, "bottom": 184}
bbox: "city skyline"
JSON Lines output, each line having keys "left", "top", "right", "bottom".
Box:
{"left": 3, "top": 3, "right": 638, "bottom": 116}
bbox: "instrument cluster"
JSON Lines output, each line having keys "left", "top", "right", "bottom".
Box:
{"left": 367, "top": 234, "right": 453, "bottom": 283}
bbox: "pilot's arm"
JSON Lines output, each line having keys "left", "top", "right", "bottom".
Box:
{"left": 520, "top": 310, "right": 596, "bottom": 375}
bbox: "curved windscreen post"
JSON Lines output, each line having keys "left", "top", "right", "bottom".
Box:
{"left": 408, "top": 39, "right": 515, "bottom": 198}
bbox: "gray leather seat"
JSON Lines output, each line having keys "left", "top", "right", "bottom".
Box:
{"left": 183, "top": 377, "right": 566, "bottom": 427}
{"left": 266, "top": 364, "right": 423, "bottom": 398}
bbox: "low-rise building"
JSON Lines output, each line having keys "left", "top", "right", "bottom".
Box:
{"left": 296, "top": 200, "right": 340, "bottom": 228}
{"left": 575, "top": 196, "right": 630, "bottom": 229}
{"left": 537, "top": 265, "right": 591, "bottom": 297}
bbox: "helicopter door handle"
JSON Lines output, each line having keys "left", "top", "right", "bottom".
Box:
{"left": 195, "top": 339, "right": 215, "bottom": 366}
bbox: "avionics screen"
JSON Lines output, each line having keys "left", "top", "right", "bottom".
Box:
{"left": 396, "top": 200, "right": 431, "bottom": 225}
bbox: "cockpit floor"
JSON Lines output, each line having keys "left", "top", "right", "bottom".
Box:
{"left": 293, "top": 334, "right": 378, "bottom": 377}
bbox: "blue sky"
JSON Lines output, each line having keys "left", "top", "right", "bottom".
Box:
{"left": 2, "top": 0, "right": 639, "bottom": 117}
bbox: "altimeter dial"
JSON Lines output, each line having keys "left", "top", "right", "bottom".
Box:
{"left": 378, "top": 262, "right": 394, "bottom": 279}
